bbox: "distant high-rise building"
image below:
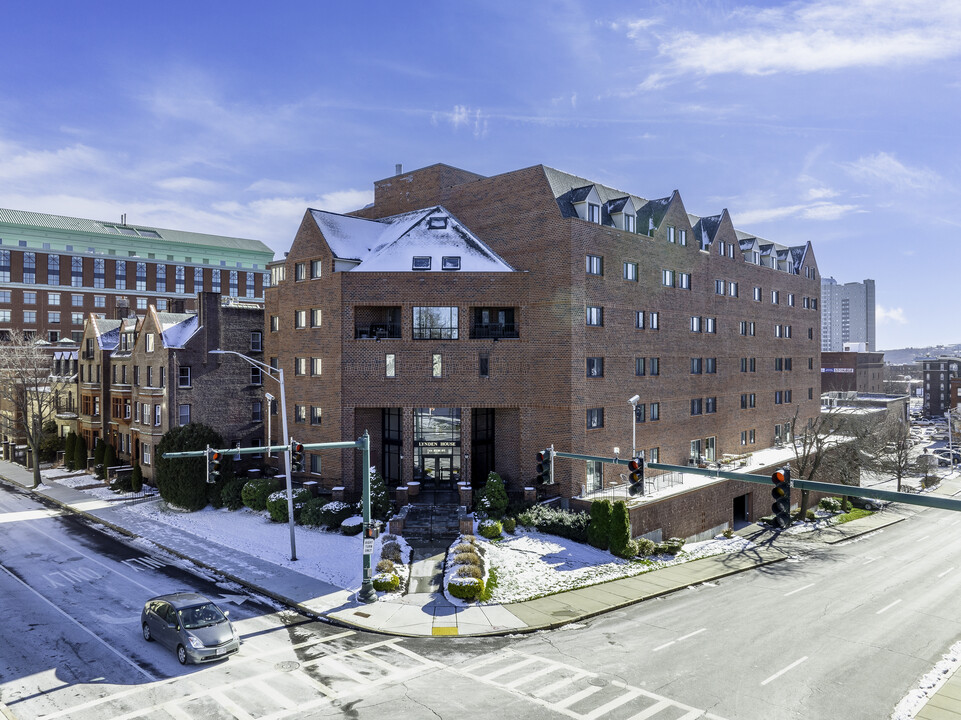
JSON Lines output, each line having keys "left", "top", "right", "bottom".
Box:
{"left": 821, "top": 277, "right": 876, "bottom": 352}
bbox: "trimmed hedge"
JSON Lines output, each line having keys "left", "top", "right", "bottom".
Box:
{"left": 265, "top": 488, "right": 312, "bottom": 523}
{"left": 517, "top": 504, "right": 590, "bottom": 543}
{"left": 221, "top": 477, "right": 247, "bottom": 511}
{"left": 372, "top": 572, "right": 400, "bottom": 592}
{"left": 341, "top": 516, "right": 364, "bottom": 535}
{"left": 587, "top": 499, "right": 612, "bottom": 550}
{"left": 242, "top": 477, "right": 280, "bottom": 511}
{"left": 609, "top": 501, "right": 633, "bottom": 558}
{"left": 448, "top": 576, "right": 484, "bottom": 600}
{"left": 478, "top": 519, "right": 502, "bottom": 539}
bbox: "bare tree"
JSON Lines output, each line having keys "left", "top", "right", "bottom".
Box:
{"left": 789, "top": 406, "right": 873, "bottom": 520}
{"left": 0, "top": 331, "right": 60, "bottom": 487}
{"left": 871, "top": 416, "right": 913, "bottom": 492}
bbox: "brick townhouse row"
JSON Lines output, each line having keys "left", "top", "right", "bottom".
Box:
{"left": 264, "top": 163, "right": 822, "bottom": 501}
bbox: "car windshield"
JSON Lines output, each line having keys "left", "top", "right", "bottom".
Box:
{"left": 179, "top": 602, "right": 226, "bottom": 630}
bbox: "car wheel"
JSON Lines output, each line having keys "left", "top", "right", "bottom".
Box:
{"left": 177, "top": 645, "right": 188, "bottom": 665}
{"left": 142, "top": 623, "right": 153, "bottom": 642}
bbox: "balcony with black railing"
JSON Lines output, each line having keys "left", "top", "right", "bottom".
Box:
{"left": 470, "top": 322, "right": 519, "bottom": 339}
{"left": 355, "top": 322, "right": 402, "bottom": 340}
{"left": 354, "top": 305, "right": 402, "bottom": 339}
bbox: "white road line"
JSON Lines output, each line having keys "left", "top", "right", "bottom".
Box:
{"left": 162, "top": 701, "right": 194, "bottom": 720}
{"left": 918, "top": 535, "right": 930, "bottom": 542}
{"left": 481, "top": 656, "right": 539, "bottom": 680}
{"left": 254, "top": 680, "right": 299, "bottom": 711}
{"left": 503, "top": 663, "right": 556, "bottom": 688}
{"left": 627, "top": 699, "right": 671, "bottom": 719}
{"left": 209, "top": 690, "right": 254, "bottom": 720}
{"left": 863, "top": 557, "right": 878, "bottom": 565}
{"left": 0, "top": 562, "right": 157, "bottom": 683}
{"left": 585, "top": 689, "right": 642, "bottom": 720}
{"left": 654, "top": 627, "right": 705, "bottom": 651}
{"left": 554, "top": 684, "right": 603, "bottom": 709}
{"left": 877, "top": 599, "right": 902, "bottom": 615}
{"left": 785, "top": 583, "right": 815, "bottom": 597}
{"left": 938, "top": 567, "right": 954, "bottom": 579}
{"left": 532, "top": 672, "right": 588, "bottom": 699}
{"left": 761, "top": 656, "right": 808, "bottom": 686}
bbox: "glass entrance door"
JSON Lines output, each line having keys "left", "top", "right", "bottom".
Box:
{"left": 419, "top": 455, "right": 459, "bottom": 488}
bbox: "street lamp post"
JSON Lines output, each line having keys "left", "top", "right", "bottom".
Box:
{"left": 628, "top": 395, "right": 640, "bottom": 459}
{"left": 210, "top": 349, "right": 296, "bottom": 561}
{"left": 264, "top": 392, "right": 275, "bottom": 457}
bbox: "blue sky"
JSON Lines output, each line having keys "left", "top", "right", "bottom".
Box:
{"left": 1, "top": 0, "right": 958, "bottom": 350}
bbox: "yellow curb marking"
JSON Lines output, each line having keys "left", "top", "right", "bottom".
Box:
{"left": 432, "top": 626, "right": 459, "bottom": 636}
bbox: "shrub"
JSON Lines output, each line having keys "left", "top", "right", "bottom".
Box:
{"left": 609, "top": 501, "right": 633, "bottom": 558}
{"left": 453, "top": 552, "right": 482, "bottom": 568}
{"left": 448, "top": 576, "right": 484, "bottom": 601}
{"left": 315, "top": 501, "right": 355, "bottom": 530}
{"left": 111, "top": 470, "right": 133, "bottom": 494}
{"left": 64, "top": 431, "right": 77, "bottom": 470}
{"left": 103, "top": 443, "right": 116, "bottom": 479}
{"left": 207, "top": 477, "right": 226, "bottom": 509}
{"left": 376, "top": 559, "right": 396, "bottom": 573}
{"left": 633, "top": 538, "right": 655, "bottom": 556}
{"left": 479, "top": 519, "right": 502, "bottom": 539}
{"left": 372, "top": 572, "right": 400, "bottom": 592}
{"left": 806, "top": 509, "right": 816, "bottom": 521}
{"left": 381, "top": 533, "right": 397, "bottom": 543}
{"left": 462, "top": 535, "right": 478, "bottom": 545}
{"left": 517, "top": 504, "right": 591, "bottom": 543}
{"left": 368, "top": 468, "right": 393, "bottom": 522}
{"left": 456, "top": 564, "right": 482, "bottom": 579}
{"left": 381, "top": 541, "right": 402, "bottom": 562}
{"left": 587, "top": 499, "right": 612, "bottom": 550}
{"left": 656, "top": 537, "right": 685, "bottom": 555}
{"left": 266, "top": 488, "right": 312, "bottom": 523}
{"left": 221, "top": 477, "right": 246, "bottom": 511}
{"left": 242, "top": 477, "right": 280, "bottom": 512}
{"left": 503, "top": 517, "right": 516, "bottom": 534}
{"left": 453, "top": 543, "right": 475, "bottom": 554}
{"left": 475, "top": 471, "right": 509, "bottom": 518}
{"left": 94, "top": 439, "right": 106, "bottom": 478}
{"left": 819, "top": 497, "right": 842, "bottom": 513}
{"left": 341, "top": 516, "right": 364, "bottom": 535}
{"left": 131, "top": 463, "right": 143, "bottom": 493}
{"left": 73, "top": 434, "right": 87, "bottom": 473}
{"left": 722, "top": 528, "right": 734, "bottom": 539}
{"left": 155, "top": 423, "right": 232, "bottom": 511}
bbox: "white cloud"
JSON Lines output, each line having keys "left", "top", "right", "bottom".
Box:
{"left": 627, "top": 0, "right": 961, "bottom": 84}
{"left": 876, "top": 305, "right": 908, "bottom": 325}
{"left": 432, "top": 105, "right": 489, "bottom": 138}
{"left": 843, "top": 152, "right": 943, "bottom": 193}
{"left": 736, "top": 201, "right": 860, "bottom": 225}
{"left": 155, "top": 177, "right": 223, "bottom": 194}
{"left": 804, "top": 186, "right": 839, "bottom": 201}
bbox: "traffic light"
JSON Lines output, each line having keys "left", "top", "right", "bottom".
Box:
{"left": 364, "top": 526, "right": 379, "bottom": 540}
{"left": 628, "top": 457, "right": 645, "bottom": 496}
{"left": 206, "top": 448, "right": 222, "bottom": 484}
{"left": 536, "top": 449, "right": 553, "bottom": 484}
{"left": 771, "top": 466, "right": 791, "bottom": 529}
{"left": 290, "top": 441, "right": 305, "bottom": 473}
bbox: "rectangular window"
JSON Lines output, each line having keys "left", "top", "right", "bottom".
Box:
{"left": 753, "top": 287, "right": 762, "bottom": 302}
{"left": 136, "top": 262, "right": 147, "bottom": 291}
{"left": 211, "top": 269, "right": 221, "bottom": 293}
{"left": 178, "top": 404, "right": 190, "bottom": 426}
{"left": 432, "top": 353, "right": 442, "bottom": 378}
{"left": 71, "top": 257, "right": 83, "bottom": 287}
{"left": 194, "top": 266, "right": 203, "bottom": 290}
{"left": 586, "top": 408, "right": 604, "bottom": 429}
{"left": 72, "top": 312, "right": 84, "bottom": 325}
{"left": 679, "top": 272, "right": 691, "bottom": 289}
{"left": 635, "top": 357, "right": 646, "bottom": 376}
{"left": 775, "top": 357, "right": 784, "bottom": 372}
{"left": 691, "top": 398, "right": 703, "bottom": 415}
{"left": 772, "top": 290, "right": 780, "bottom": 304}
{"left": 94, "top": 295, "right": 105, "bottom": 308}
{"left": 786, "top": 390, "right": 792, "bottom": 403}
{"left": 741, "top": 431, "right": 748, "bottom": 446}
{"left": 705, "top": 317, "right": 716, "bottom": 333}
{"left": 175, "top": 265, "right": 185, "bottom": 293}
{"left": 295, "top": 357, "right": 307, "bottom": 376}
{"left": 586, "top": 306, "right": 603, "bottom": 326}
{"left": 310, "top": 454, "right": 321, "bottom": 474}
{"left": 23, "top": 291, "right": 36, "bottom": 305}
{"left": 691, "top": 357, "right": 702, "bottom": 374}
{"left": 775, "top": 391, "right": 783, "bottom": 405}
{"left": 246, "top": 272, "right": 255, "bottom": 298}
{"left": 586, "top": 460, "right": 602, "bottom": 493}
{"left": 662, "top": 269, "right": 674, "bottom": 287}
{"left": 650, "top": 403, "right": 660, "bottom": 421}
{"left": 23, "top": 252, "right": 35, "bottom": 284}
{"left": 270, "top": 315, "right": 279, "bottom": 332}
{"left": 310, "top": 259, "right": 323, "bottom": 278}
{"left": 23, "top": 310, "right": 36, "bottom": 324}
{"left": 785, "top": 357, "right": 793, "bottom": 371}
{"left": 625, "top": 214, "right": 636, "bottom": 233}
{"left": 47, "top": 255, "right": 59, "bottom": 285}
{"left": 586, "top": 255, "right": 603, "bottom": 275}
{"left": 690, "top": 316, "right": 701, "bottom": 332}
{"left": 635, "top": 311, "right": 645, "bottom": 329}
{"left": 413, "top": 306, "right": 459, "bottom": 339}
{"left": 750, "top": 429, "right": 756, "bottom": 444}
{"left": 706, "top": 357, "right": 716, "bottom": 374}
{"left": 47, "top": 292, "right": 59, "bottom": 305}
{"left": 667, "top": 226, "right": 676, "bottom": 243}
{"left": 650, "top": 312, "right": 659, "bottom": 329}
{"left": 809, "top": 387, "right": 814, "bottom": 400}
{"left": 650, "top": 357, "right": 659, "bottom": 376}
{"left": 0, "top": 309, "right": 11, "bottom": 322}
{"left": 156, "top": 264, "right": 166, "bottom": 290}
{"left": 179, "top": 367, "right": 191, "bottom": 387}
{"left": 0, "top": 250, "right": 9, "bottom": 283}
{"left": 386, "top": 354, "right": 396, "bottom": 377}
{"left": 715, "top": 279, "right": 725, "bottom": 295}
{"left": 479, "top": 352, "right": 489, "bottom": 378}
{"left": 295, "top": 262, "right": 307, "bottom": 281}
{"left": 294, "top": 405, "right": 306, "bottom": 423}
{"left": 250, "top": 331, "right": 262, "bottom": 352}
{"left": 586, "top": 357, "right": 604, "bottom": 377}
{"left": 48, "top": 311, "right": 60, "bottom": 323}
{"left": 311, "top": 357, "right": 322, "bottom": 376}
{"left": 679, "top": 229, "right": 687, "bottom": 246}
{"left": 146, "top": 366, "right": 153, "bottom": 386}
{"left": 311, "top": 407, "right": 322, "bottom": 425}
{"left": 251, "top": 366, "right": 262, "bottom": 385}
{"left": 295, "top": 310, "right": 307, "bottom": 329}
{"left": 412, "top": 256, "right": 431, "bottom": 270}
{"left": 142, "top": 445, "right": 151, "bottom": 466}
{"left": 311, "top": 308, "right": 322, "bottom": 327}
{"left": 229, "top": 270, "right": 238, "bottom": 297}
{"left": 788, "top": 293, "right": 795, "bottom": 307}
{"left": 72, "top": 294, "right": 83, "bottom": 307}
{"left": 729, "top": 282, "right": 738, "bottom": 297}
{"left": 706, "top": 397, "right": 716, "bottom": 414}
{"left": 741, "top": 393, "right": 756, "bottom": 409}
{"left": 588, "top": 203, "right": 600, "bottom": 223}
{"left": 154, "top": 404, "right": 162, "bottom": 426}
{"left": 252, "top": 401, "right": 262, "bottom": 422}
{"left": 623, "top": 262, "right": 638, "bottom": 281}
{"left": 635, "top": 403, "right": 646, "bottom": 423}
{"left": 145, "top": 334, "right": 155, "bottom": 352}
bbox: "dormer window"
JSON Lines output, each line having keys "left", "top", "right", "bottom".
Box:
{"left": 412, "top": 256, "right": 431, "bottom": 271}
{"left": 588, "top": 203, "right": 600, "bottom": 223}
{"left": 625, "top": 214, "right": 636, "bottom": 233}
{"left": 442, "top": 256, "right": 461, "bottom": 271}
{"left": 428, "top": 216, "right": 448, "bottom": 229}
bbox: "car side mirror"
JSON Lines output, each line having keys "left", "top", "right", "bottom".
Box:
{"left": 223, "top": 610, "right": 230, "bottom": 617}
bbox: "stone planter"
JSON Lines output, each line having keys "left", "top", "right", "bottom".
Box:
{"left": 407, "top": 481, "right": 420, "bottom": 497}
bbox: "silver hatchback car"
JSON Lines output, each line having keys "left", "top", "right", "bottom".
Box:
{"left": 141, "top": 592, "right": 241, "bottom": 665}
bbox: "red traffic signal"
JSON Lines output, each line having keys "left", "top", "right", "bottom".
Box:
{"left": 364, "top": 526, "right": 378, "bottom": 540}
{"left": 771, "top": 468, "right": 791, "bottom": 528}
{"left": 628, "top": 457, "right": 645, "bottom": 495}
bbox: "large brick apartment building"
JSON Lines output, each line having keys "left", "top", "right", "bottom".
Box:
{"left": 265, "top": 163, "right": 822, "bottom": 500}
{"left": 0, "top": 208, "right": 273, "bottom": 343}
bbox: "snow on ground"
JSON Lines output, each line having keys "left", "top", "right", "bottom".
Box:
{"left": 893, "top": 639, "right": 961, "bottom": 720}
{"left": 443, "top": 530, "right": 756, "bottom": 606}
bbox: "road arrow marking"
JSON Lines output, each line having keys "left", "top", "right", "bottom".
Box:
{"left": 219, "top": 593, "right": 249, "bottom": 605}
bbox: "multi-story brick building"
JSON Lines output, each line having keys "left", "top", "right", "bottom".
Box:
{"left": 920, "top": 356, "right": 961, "bottom": 418}
{"left": 820, "top": 350, "right": 885, "bottom": 393}
{"left": 266, "top": 163, "right": 822, "bottom": 503}
{"left": 0, "top": 208, "right": 273, "bottom": 343}
{"left": 77, "top": 292, "right": 266, "bottom": 482}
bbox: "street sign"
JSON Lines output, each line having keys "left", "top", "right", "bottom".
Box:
{"left": 363, "top": 538, "right": 375, "bottom": 555}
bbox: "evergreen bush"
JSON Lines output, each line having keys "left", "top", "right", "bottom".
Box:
{"left": 73, "top": 434, "right": 87, "bottom": 472}
{"left": 819, "top": 497, "right": 842, "bottom": 513}
{"left": 38, "top": 421, "right": 61, "bottom": 463}
{"left": 503, "top": 517, "right": 516, "bottom": 534}
{"left": 220, "top": 477, "right": 246, "bottom": 510}
{"left": 130, "top": 463, "right": 143, "bottom": 493}
{"left": 313, "top": 501, "right": 355, "bottom": 530}
{"left": 587, "top": 498, "right": 613, "bottom": 550}
{"left": 265, "top": 488, "right": 312, "bottom": 523}
{"left": 478, "top": 519, "right": 502, "bottom": 539}
{"left": 64, "top": 431, "right": 77, "bottom": 469}
{"left": 341, "top": 517, "right": 364, "bottom": 535}
{"left": 475, "top": 471, "right": 509, "bottom": 518}
{"left": 448, "top": 576, "right": 484, "bottom": 601}
{"left": 368, "top": 467, "right": 392, "bottom": 521}
{"left": 655, "top": 537, "right": 685, "bottom": 555}
{"left": 93, "top": 439, "right": 106, "bottom": 478}
{"left": 372, "top": 572, "right": 400, "bottom": 592}
{"left": 155, "top": 424, "right": 230, "bottom": 511}
{"left": 609, "top": 501, "right": 633, "bottom": 558}
{"left": 634, "top": 538, "right": 656, "bottom": 556}
{"left": 517, "top": 504, "right": 590, "bottom": 543}
{"left": 103, "top": 443, "right": 116, "bottom": 480}
{"left": 241, "top": 477, "right": 279, "bottom": 511}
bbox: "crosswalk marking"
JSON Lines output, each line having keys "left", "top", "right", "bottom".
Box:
{"left": 455, "top": 650, "right": 727, "bottom": 720}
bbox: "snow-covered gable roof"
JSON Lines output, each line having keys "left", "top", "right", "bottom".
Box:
{"left": 311, "top": 206, "right": 515, "bottom": 273}
{"left": 155, "top": 312, "right": 200, "bottom": 348}
{"left": 696, "top": 214, "right": 722, "bottom": 250}
{"left": 91, "top": 317, "right": 122, "bottom": 350}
